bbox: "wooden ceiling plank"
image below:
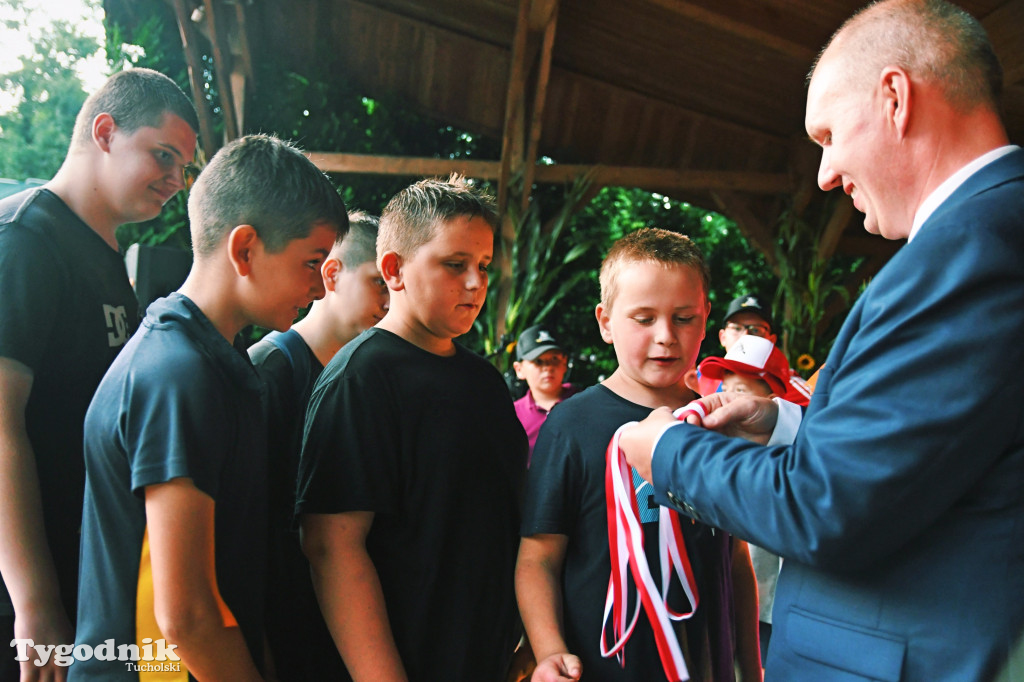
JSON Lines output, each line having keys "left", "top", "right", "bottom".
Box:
{"left": 642, "top": 0, "right": 817, "bottom": 63}
{"left": 982, "top": 0, "right": 1024, "bottom": 86}
{"left": 232, "top": 0, "right": 255, "bottom": 82}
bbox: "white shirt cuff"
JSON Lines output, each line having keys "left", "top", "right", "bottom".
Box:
{"left": 768, "top": 398, "right": 802, "bottom": 446}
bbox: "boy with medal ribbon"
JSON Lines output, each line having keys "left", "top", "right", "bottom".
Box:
{"left": 516, "top": 228, "right": 761, "bottom": 682}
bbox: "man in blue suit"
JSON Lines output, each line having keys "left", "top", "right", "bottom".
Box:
{"left": 620, "top": 1, "right": 1024, "bottom": 680}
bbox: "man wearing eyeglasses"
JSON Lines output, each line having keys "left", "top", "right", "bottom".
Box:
{"left": 697, "top": 295, "right": 811, "bottom": 406}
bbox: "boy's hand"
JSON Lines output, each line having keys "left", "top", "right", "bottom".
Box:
{"left": 530, "top": 653, "right": 581, "bottom": 682}
{"left": 15, "top": 605, "right": 73, "bottom": 682}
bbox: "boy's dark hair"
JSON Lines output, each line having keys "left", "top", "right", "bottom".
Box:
{"left": 599, "top": 227, "right": 710, "bottom": 309}
{"left": 187, "top": 134, "right": 348, "bottom": 257}
{"left": 377, "top": 173, "right": 497, "bottom": 261}
{"left": 336, "top": 211, "right": 380, "bottom": 269}
{"left": 72, "top": 68, "right": 200, "bottom": 146}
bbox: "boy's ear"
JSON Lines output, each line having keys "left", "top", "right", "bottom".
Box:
{"left": 379, "top": 251, "right": 404, "bottom": 291}
{"left": 595, "top": 303, "right": 613, "bottom": 344}
{"left": 321, "top": 257, "right": 342, "bottom": 292}
{"left": 92, "top": 113, "right": 116, "bottom": 152}
{"left": 512, "top": 360, "right": 526, "bottom": 380}
{"left": 227, "top": 225, "right": 260, "bottom": 276}
{"left": 682, "top": 367, "right": 702, "bottom": 395}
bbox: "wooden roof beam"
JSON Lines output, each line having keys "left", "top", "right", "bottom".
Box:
{"left": 201, "top": 0, "right": 239, "bottom": 141}
{"left": 170, "top": 0, "right": 217, "bottom": 160}
{"left": 306, "top": 152, "right": 793, "bottom": 194}
{"left": 521, "top": 0, "right": 559, "bottom": 215}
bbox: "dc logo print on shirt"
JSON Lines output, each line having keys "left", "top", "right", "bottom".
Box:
{"left": 104, "top": 304, "right": 129, "bottom": 347}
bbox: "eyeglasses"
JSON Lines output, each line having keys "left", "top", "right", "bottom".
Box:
{"left": 529, "top": 356, "right": 567, "bottom": 368}
{"left": 724, "top": 322, "right": 771, "bottom": 337}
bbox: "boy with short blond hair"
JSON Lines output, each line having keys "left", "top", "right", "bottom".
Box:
{"left": 248, "top": 210, "right": 387, "bottom": 681}
{"left": 72, "top": 134, "right": 347, "bottom": 680}
{"left": 516, "top": 228, "right": 761, "bottom": 682}
{"left": 296, "top": 175, "right": 527, "bottom": 682}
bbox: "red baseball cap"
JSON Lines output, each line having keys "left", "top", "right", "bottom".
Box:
{"left": 699, "top": 335, "right": 790, "bottom": 396}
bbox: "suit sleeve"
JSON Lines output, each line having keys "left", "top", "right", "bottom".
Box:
{"left": 652, "top": 198, "right": 1024, "bottom": 571}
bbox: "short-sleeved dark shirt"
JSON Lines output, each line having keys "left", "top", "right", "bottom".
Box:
{"left": 248, "top": 334, "right": 345, "bottom": 680}
{"left": 72, "top": 293, "right": 267, "bottom": 680}
{"left": 521, "top": 384, "right": 737, "bottom": 682}
{"left": 296, "top": 328, "right": 528, "bottom": 682}
{"left": 0, "top": 188, "right": 138, "bottom": 618}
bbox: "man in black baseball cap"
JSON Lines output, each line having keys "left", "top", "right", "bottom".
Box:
{"left": 718, "top": 294, "right": 777, "bottom": 352}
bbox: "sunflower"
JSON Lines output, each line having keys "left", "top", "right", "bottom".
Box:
{"left": 796, "top": 354, "right": 816, "bottom": 371}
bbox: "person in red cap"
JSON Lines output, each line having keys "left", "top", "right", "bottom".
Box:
{"left": 697, "top": 333, "right": 799, "bottom": 668}
{"left": 698, "top": 335, "right": 792, "bottom": 400}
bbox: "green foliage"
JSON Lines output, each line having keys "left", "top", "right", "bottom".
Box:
{"left": 0, "top": 5, "right": 99, "bottom": 180}
{"left": 772, "top": 198, "right": 863, "bottom": 375}
{"left": 473, "top": 176, "right": 604, "bottom": 373}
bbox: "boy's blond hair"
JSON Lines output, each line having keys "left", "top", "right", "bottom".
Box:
{"left": 377, "top": 173, "right": 497, "bottom": 264}
{"left": 599, "top": 228, "right": 710, "bottom": 309}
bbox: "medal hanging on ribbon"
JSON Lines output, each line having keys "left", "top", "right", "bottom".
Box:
{"left": 600, "top": 417, "right": 701, "bottom": 682}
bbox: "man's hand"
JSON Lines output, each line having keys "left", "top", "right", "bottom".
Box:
{"left": 530, "top": 653, "right": 581, "bottom": 682}
{"left": 688, "top": 393, "right": 779, "bottom": 444}
{"left": 619, "top": 407, "right": 677, "bottom": 482}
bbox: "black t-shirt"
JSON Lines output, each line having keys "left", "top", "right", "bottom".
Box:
{"left": 0, "top": 188, "right": 139, "bottom": 618}
{"left": 521, "top": 384, "right": 737, "bottom": 682}
{"left": 248, "top": 334, "right": 345, "bottom": 680}
{"left": 297, "top": 328, "right": 528, "bottom": 682}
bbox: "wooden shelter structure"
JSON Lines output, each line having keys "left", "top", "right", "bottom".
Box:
{"left": 106, "top": 0, "right": 1024, "bottom": 331}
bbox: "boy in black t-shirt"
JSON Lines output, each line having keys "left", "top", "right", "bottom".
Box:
{"left": 296, "top": 174, "right": 527, "bottom": 682}
{"left": 0, "top": 68, "right": 198, "bottom": 681}
{"left": 73, "top": 134, "right": 347, "bottom": 680}
{"left": 248, "top": 210, "right": 387, "bottom": 680}
{"left": 516, "top": 228, "right": 762, "bottom": 682}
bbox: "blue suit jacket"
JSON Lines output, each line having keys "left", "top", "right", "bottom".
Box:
{"left": 653, "top": 149, "right": 1024, "bottom": 681}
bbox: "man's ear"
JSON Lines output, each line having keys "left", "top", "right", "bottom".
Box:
{"left": 595, "top": 303, "right": 613, "bottom": 344}
{"left": 379, "top": 251, "right": 404, "bottom": 291}
{"left": 227, "top": 225, "right": 260, "bottom": 276}
{"left": 321, "top": 257, "right": 342, "bottom": 292}
{"left": 880, "top": 65, "right": 912, "bottom": 139}
{"left": 92, "top": 113, "right": 116, "bottom": 152}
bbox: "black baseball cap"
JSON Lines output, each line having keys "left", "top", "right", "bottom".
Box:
{"left": 516, "top": 325, "right": 566, "bottom": 361}
{"left": 722, "top": 295, "right": 773, "bottom": 330}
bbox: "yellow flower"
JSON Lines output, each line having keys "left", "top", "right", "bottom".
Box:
{"left": 506, "top": 341, "right": 517, "bottom": 354}
{"left": 796, "top": 354, "right": 815, "bottom": 371}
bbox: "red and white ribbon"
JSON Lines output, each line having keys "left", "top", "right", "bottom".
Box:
{"left": 600, "top": 420, "right": 700, "bottom": 681}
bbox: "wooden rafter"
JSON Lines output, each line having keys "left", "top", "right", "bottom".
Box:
{"left": 170, "top": 0, "right": 217, "bottom": 160}
{"left": 202, "top": 0, "right": 239, "bottom": 141}
{"left": 306, "top": 152, "right": 794, "bottom": 195}
{"left": 521, "top": 0, "right": 558, "bottom": 214}
{"left": 709, "top": 190, "right": 780, "bottom": 271}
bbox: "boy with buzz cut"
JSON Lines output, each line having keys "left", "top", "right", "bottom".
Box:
{"left": 248, "top": 210, "right": 387, "bottom": 681}
{"left": 71, "top": 134, "right": 347, "bottom": 680}
{"left": 516, "top": 228, "right": 762, "bottom": 682}
{"left": 296, "top": 174, "right": 528, "bottom": 682}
